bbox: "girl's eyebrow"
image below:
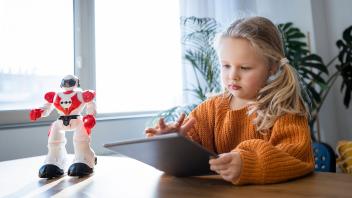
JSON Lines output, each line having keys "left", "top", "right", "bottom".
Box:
{"left": 220, "top": 61, "right": 252, "bottom": 66}
{"left": 220, "top": 61, "right": 230, "bottom": 65}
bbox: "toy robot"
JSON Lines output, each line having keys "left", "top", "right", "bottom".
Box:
{"left": 30, "top": 74, "right": 97, "bottom": 178}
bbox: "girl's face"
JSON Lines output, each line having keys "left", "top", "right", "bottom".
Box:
{"left": 219, "top": 37, "right": 270, "bottom": 101}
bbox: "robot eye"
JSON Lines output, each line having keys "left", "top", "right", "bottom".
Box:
{"left": 68, "top": 79, "right": 76, "bottom": 86}
{"left": 61, "top": 79, "right": 77, "bottom": 88}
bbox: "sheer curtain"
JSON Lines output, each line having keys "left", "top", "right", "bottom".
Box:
{"left": 180, "top": 0, "right": 257, "bottom": 27}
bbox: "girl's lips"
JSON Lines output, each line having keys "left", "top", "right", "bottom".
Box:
{"left": 229, "top": 84, "right": 241, "bottom": 90}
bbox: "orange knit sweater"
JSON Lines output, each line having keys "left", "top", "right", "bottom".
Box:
{"left": 185, "top": 95, "right": 315, "bottom": 185}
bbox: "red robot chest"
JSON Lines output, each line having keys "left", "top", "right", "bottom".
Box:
{"left": 54, "top": 93, "right": 82, "bottom": 115}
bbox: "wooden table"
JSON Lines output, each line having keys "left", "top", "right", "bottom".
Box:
{"left": 0, "top": 155, "right": 351, "bottom": 198}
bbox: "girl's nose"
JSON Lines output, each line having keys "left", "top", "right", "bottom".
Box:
{"left": 229, "top": 68, "right": 240, "bottom": 81}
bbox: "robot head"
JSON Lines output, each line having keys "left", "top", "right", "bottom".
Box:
{"left": 60, "top": 75, "right": 80, "bottom": 91}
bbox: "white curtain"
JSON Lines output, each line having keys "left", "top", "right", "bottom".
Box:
{"left": 180, "top": 0, "right": 257, "bottom": 28}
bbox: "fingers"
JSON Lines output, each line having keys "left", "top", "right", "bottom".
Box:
{"left": 176, "top": 113, "right": 186, "bottom": 127}
{"left": 145, "top": 117, "right": 175, "bottom": 136}
{"left": 145, "top": 132, "right": 155, "bottom": 138}
{"left": 158, "top": 118, "right": 166, "bottom": 129}
{"left": 221, "top": 173, "right": 235, "bottom": 182}
{"left": 209, "top": 154, "right": 231, "bottom": 175}
{"left": 210, "top": 163, "right": 236, "bottom": 182}
{"left": 209, "top": 152, "right": 242, "bottom": 182}
{"left": 145, "top": 127, "right": 158, "bottom": 135}
{"left": 180, "top": 117, "right": 196, "bottom": 134}
{"left": 145, "top": 117, "right": 167, "bottom": 135}
{"left": 210, "top": 163, "right": 234, "bottom": 182}
{"left": 218, "top": 168, "right": 241, "bottom": 182}
{"left": 145, "top": 113, "right": 191, "bottom": 137}
{"left": 209, "top": 153, "right": 232, "bottom": 166}
{"left": 210, "top": 163, "right": 229, "bottom": 172}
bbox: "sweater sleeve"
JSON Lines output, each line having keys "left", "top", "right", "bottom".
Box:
{"left": 184, "top": 97, "right": 217, "bottom": 148}
{"left": 232, "top": 114, "right": 315, "bottom": 185}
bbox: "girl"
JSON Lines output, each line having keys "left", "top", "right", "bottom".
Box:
{"left": 145, "top": 16, "right": 314, "bottom": 185}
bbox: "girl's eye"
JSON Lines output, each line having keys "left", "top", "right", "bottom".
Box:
{"left": 222, "top": 64, "right": 231, "bottom": 69}
{"left": 241, "top": 66, "right": 251, "bottom": 70}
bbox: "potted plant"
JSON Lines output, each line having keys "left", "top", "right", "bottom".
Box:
{"left": 278, "top": 22, "right": 352, "bottom": 141}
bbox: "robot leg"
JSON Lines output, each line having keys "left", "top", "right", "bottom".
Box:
{"left": 68, "top": 122, "right": 96, "bottom": 177}
{"left": 39, "top": 121, "right": 68, "bottom": 179}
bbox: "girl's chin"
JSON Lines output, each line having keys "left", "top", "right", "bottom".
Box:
{"left": 229, "top": 91, "right": 242, "bottom": 97}
{"left": 228, "top": 92, "right": 255, "bottom": 100}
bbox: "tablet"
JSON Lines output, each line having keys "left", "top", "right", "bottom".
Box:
{"left": 103, "top": 133, "right": 217, "bottom": 177}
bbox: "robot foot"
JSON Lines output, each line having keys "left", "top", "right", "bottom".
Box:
{"left": 67, "top": 163, "right": 93, "bottom": 177}
{"left": 38, "top": 164, "right": 64, "bottom": 179}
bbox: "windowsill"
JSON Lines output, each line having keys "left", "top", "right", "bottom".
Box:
{"left": 0, "top": 112, "right": 157, "bottom": 130}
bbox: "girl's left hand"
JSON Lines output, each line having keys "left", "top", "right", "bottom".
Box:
{"left": 209, "top": 151, "right": 242, "bottom": 182}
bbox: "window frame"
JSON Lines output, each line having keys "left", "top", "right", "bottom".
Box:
{"left": 0, "top": 0, "right": 161, "bottom": 128}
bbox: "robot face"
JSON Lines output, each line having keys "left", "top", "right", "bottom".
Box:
{"left": 60, "top": 75, "right": 80, "bottom": 91}
{"left": 61, "top": 79, "right": 77, "bottom": 88}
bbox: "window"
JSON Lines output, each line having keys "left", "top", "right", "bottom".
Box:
{"left": 95, "top": 0, "right": 183, "bottom": 113}
{"left": 0, "top": 0, "right": 183, "bottom": 126}
{"left": 0, "top": 0, "right": 74, "bottom": 111}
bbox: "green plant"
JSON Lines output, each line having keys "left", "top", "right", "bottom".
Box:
{"left": 182, "top": 16, "right": 222, "bottom": 102}
{"left": 278, "top": 23, "right": 352, "bottom": 140}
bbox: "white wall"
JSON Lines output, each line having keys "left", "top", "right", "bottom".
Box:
{"left": 317, "top": 0, "right": 352, "bottom": 145}
{"left": 256, "top": 0, "right": 316, "bottom": 50}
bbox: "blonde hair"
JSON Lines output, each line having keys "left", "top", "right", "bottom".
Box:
{"left": 218, "top": 16, "right": 308, "bottom": 132}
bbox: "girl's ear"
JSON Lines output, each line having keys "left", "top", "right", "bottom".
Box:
{"left": 267, "top": 63, "right": 283, "bottom": 83}
{"left": 269, "top": 63, "right": 280, "bottom": 75}
{"left": 268, "top": 65, "right": 275, "bottom": 76}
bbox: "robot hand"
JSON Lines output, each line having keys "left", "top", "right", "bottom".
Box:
{"left": 83, "top": 114, "right": 96, "bottom": 134}
{"left": 30, "top": 109, "right": 44, "bottom": 121}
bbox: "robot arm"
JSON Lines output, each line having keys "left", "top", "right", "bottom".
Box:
{"left": 82, "top": 90, "right": 96, "bottom": 115}
{"left": 83, "top": 114, "right": 96, "bottom": 135}
{"left": 29, "top": 92, "right": 55, "bottom": 121}
{"left": 29, "top": 109, "right": 44, "bottom": 121}
{"left": 82, "top": 90, "right": 96, "bottom": 134}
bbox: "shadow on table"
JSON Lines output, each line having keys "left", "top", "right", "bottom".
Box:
{"left": 2, "top": 174, "right": 94, "bottom": 198}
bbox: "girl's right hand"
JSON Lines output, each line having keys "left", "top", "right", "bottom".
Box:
{"left": 145, "top": 113, "right": 195, "bottom": 137}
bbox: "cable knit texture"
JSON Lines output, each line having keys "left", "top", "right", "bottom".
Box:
{"left": 185, "top": 95, "right": 314, "bottom": 185}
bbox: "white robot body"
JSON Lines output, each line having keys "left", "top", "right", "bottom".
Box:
{"left": 30, "top": 75, "right": 97, "bottom": 178}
